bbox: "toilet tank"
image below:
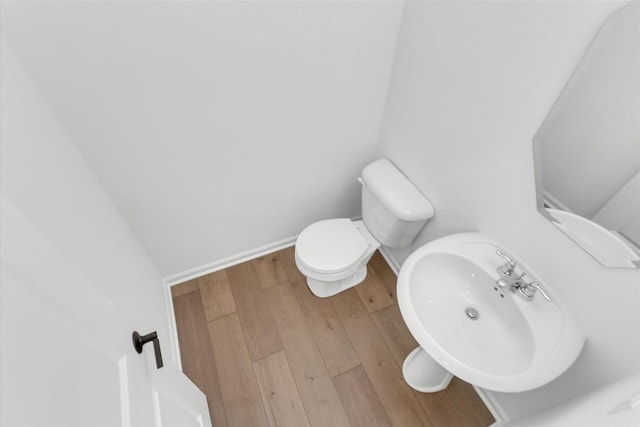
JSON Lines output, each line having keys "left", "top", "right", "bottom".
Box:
{"left": 360, "top": 159, "right": 434, "bottom": 248}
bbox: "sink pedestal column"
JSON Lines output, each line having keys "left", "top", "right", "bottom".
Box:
{"left": 403, "top": 346, "right": 453, "bottom": 393}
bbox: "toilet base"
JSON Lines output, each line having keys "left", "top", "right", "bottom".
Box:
{"left": 307, "top": 266, "right": 368, "bottom": 298}
{"left": 403, "top": 346, "right": 453, "bottom": 393}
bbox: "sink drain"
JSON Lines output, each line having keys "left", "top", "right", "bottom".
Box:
{"left": 465, "top": 307, "right": 479, "bottom": 320}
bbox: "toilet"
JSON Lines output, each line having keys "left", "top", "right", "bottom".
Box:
{"left": 295, "top": 158, "right": 434, "bottom": 298}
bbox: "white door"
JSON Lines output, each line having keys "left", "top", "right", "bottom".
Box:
{"left": 0, "top": 195, "right": 211, "bottom": 426}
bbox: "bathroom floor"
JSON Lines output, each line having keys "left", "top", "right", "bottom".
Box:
{"left": 171, "top": 247, "right": 495, "bottom": 427}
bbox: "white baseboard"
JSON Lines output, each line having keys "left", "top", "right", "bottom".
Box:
{"left": 163, "top": 236, "right": 297, "bottom": 287}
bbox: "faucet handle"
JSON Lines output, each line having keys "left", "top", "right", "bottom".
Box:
{"left": 529, "top": 281, "right": 552, "bottom": 302}
{"left": 496, "top": 250, "right": 516, "bottom": 274}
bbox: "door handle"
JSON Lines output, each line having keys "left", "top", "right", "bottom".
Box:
{"left": 132, "top": 331, "right": 163, "bottom": 369}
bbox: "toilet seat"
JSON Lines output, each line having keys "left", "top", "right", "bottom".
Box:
{"left": 296, "top": 219, "right": 371, "bottom": 276}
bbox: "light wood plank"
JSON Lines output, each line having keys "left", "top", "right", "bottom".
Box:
{"left": 331, "top": 288, "right": 431, "bottom": 427}
{"left": 207, "top": 313, "right": 269, "bottom": 427}
{"left": 279, "top": 246, "right": 307, "bottom": 288}
{"left": 198, "top": 270, "right": 236, "bottom": 322}
{"left": 447, "top": 377, "right": 496, "bottom": 426}
{"left": 173, "top": 291, "right": 227, "bottom": 427}
{"left": 412, "top": 378, "right": 494, "bottom": 427}
{"left": 280, "top": 246, "right": 360, "bottom": 377}
{"left": 291, "top": 274, "right": 360, "bottom": 378}
{"left": 333, "top": 366, "right": 391, "bottom": 427}
{"left": 265, "top": 282, "right": 351, "bottom": 427}
{"left": 252, "top": 252, "right": 289, "bottom": 289}
{"left": 369, "top": 251, "right": 398, "bottom": 302}
{"left": 170, "top": 278, "right": 199, "bottom": 298}
{"left": 354, "top": 266, "right": 394, "bottom": 314}
{"left": 227, "top": 262, "right": 282, "bottom": 361}
{"left": 372, "top": 304, "right": 418, "bottom": 368}
{"left": 253, "top": 351, "right": 311, "bottom": 427}
{"left": 447, "top": 378, "right": 494, "bottom": 426}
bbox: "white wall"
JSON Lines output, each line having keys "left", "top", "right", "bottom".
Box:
{"left": 376, "top": 0, "right": 640, "bottom": 421}
{"left": 0, "top": 1, "right": 404, "bottom": 278}
{"left": 0, "top": 37, "right": 172, "bottom": 362}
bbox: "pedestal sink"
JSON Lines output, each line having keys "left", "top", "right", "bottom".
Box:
{"left": 397, "top": 233, "right": 585, "bottom": 393}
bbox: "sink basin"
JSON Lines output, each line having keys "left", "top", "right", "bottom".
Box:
{"left": 397, "top": 233, "right": 585, "bottom": 393}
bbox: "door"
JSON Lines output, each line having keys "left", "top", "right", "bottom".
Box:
{"left": 0, "top": 195, "right": 211, "bottom": 426}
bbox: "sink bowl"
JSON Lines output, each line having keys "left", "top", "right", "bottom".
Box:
{"left": 397, "top": 233, "right": 585, "bottom": 393}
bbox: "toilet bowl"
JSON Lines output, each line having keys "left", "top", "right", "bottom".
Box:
{"left": 294, "top": 159, "right": 435, "bottom": 298}
{"left": 295, "top": 219, "right": 380, "bottom": 297}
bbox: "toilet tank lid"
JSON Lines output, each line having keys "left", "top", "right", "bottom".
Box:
{"left": 362, "top": 159, "right": 435, "bottom": 221}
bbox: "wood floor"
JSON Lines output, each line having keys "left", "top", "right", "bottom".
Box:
{"left": 171, "top": 247, "right": 495, "bottom": 427}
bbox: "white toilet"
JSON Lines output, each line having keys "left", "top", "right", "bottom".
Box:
{"left": 295, "top": 159, "right": 434, "bottom": 298}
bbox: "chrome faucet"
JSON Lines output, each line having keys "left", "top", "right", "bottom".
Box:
{"left": 495, "top": 250, "right": 552, "bottom": 302}
{"left": 518, "top": 281, "right": 552, "bottom": 302}
{"left": 496, "top": 250, "right": 517, "bottom": 277}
